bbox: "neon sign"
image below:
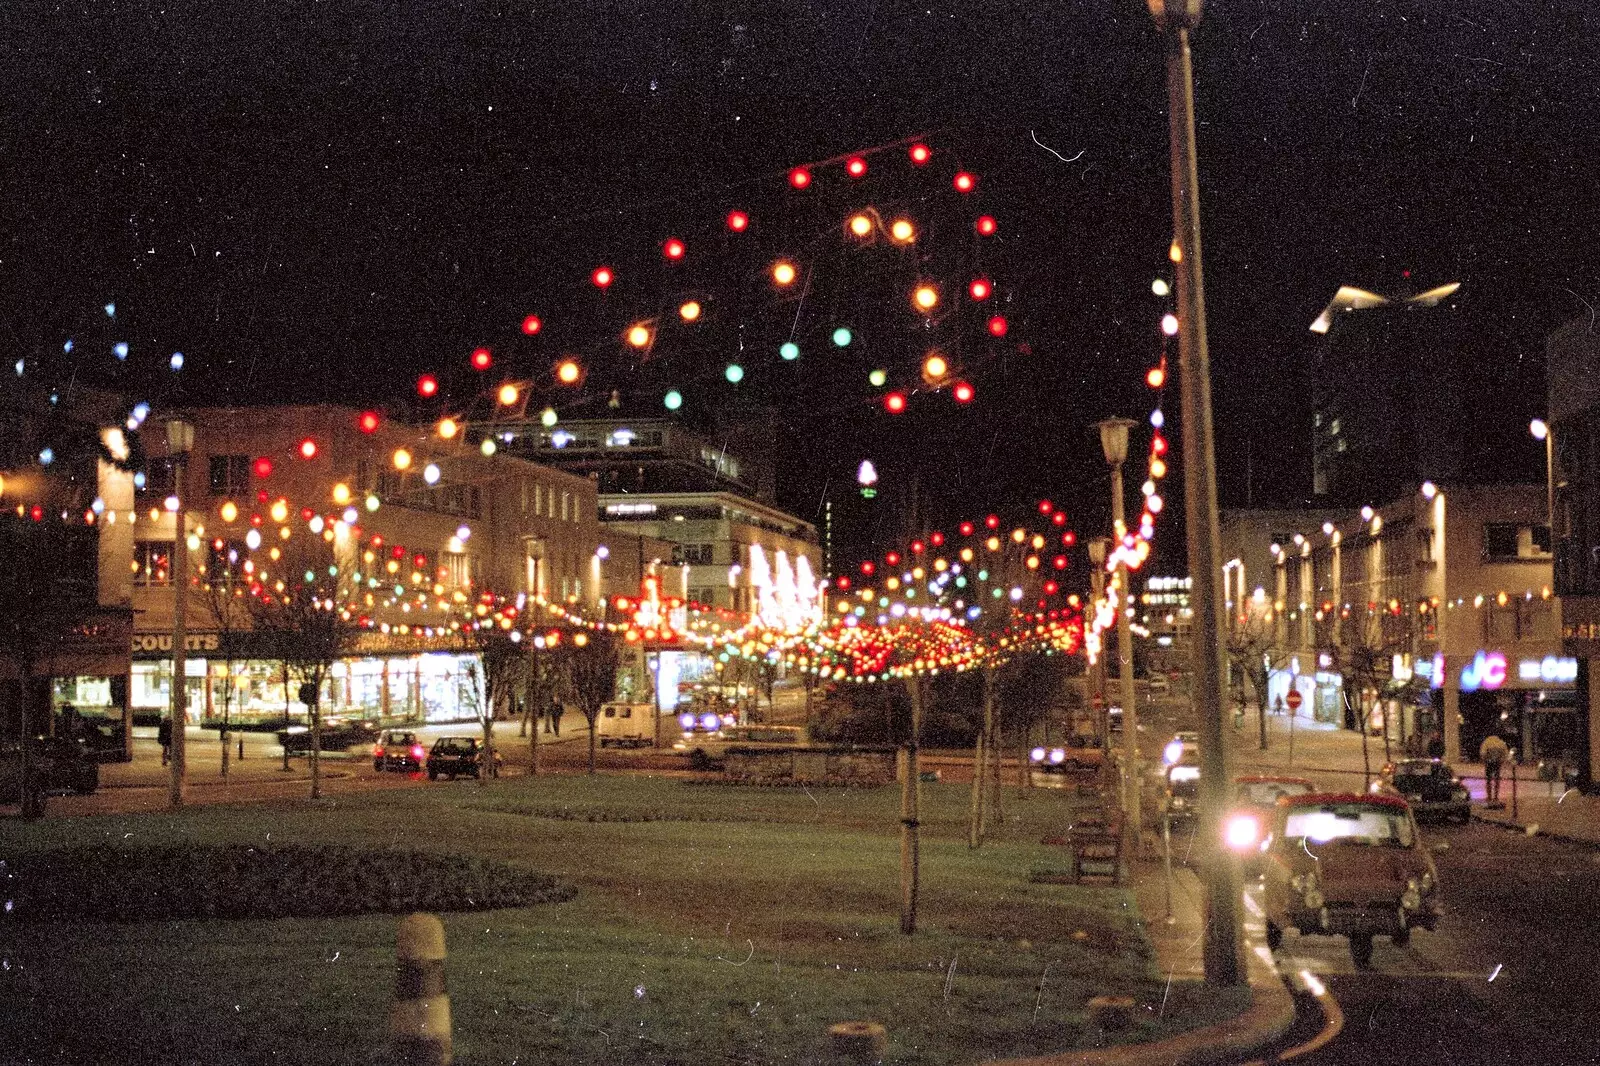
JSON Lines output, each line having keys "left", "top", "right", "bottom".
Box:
{"left": 1518, "top": 655, "right": 1578, "bottom": 684}
{"left": 1459, "top": 650, "right": 1507, "bottom": 693}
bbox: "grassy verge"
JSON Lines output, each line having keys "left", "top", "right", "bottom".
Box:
{"left": 0, "top": 776, "right": 1249, "bottom": 1064}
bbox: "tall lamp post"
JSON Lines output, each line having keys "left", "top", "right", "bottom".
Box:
{"left": 166, "top": 418, "right": 194, "bottom": 809}
{"left": 1097, "top": 417, "right": 1142, "bottom": 845}
{"left": 1088, "top": 537, "right": 1111, "bottom": 754}
{"left": 1531, "top": 419, "right": 1555, "bottom": 534}
{"left": 1147, "top": 0, "right": 1243, "bottom": 985}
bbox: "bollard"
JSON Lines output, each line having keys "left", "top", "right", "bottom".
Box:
{"left": 392, "top": 913, "right": 452, "bottom": 1065}
{"left": 1087, "top": 994, "right": 1136, "bottom": 1031}
{"left": 238, "top": 737, "right": 246, "bottom": 761}
{"left": 828, "top": 1020, "right": 887, "bottom": 1064}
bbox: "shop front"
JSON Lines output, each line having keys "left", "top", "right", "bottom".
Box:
{"left": 1429, "top": 650, "right": 1579, "bottom": 763}
{"left": 129, "top": 630, "right": 489, "bottom": 727}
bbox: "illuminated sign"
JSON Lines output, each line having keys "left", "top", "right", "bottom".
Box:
{"left": 1518, "top": 655, "right": 1578, "bottom": 684}
{"left": 1459, "top": 650, "right": 1508, "bottom": 693}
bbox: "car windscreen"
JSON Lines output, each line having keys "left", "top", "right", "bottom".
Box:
{"left": 1283, "top": 805, "right": 1414, "bottom": 848}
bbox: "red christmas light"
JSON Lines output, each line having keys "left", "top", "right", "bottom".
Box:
{"left": 1038, "top": 500, "right": 1053, "bottom": 514}
{"left": 663, "top": 238, "right": 686, "bottom": 260}
{"left": 29, "top": 505, "right": 43, "bottom": 522}
{"left": 301, "top": 507, "right": 315, "bottom": 521}
{"left": 909, "top": 143, "right": 931, "bottom": 165}
{"left": 985, "top": 514, "right": 1000, "bottom": 529}
{"left": 860, "top": 560, "right": 876, "bottom": 576}
{"left": 975, "top": 215, "right": 997, "bottom": 235}
{"left": 298, "top": 438, "right": 318, "bottom": 460}
{"left": 836, "top": 575, "right": 851, "bottom": 590}
{"left": 884, "top": 392, "right": 907, "bottom": 414}
{"left": 846, "top": 156, "right": 868, "bottom": 177}
{"left": 930, "top": 532, "right": 945, "bottom": 546}
{"left": 358, "top": 411, "right": 381, "bottom": 434}
{"left": 910, "top": 540, "right": 925, "bottom": 555}
{"left": 969, "top": 278, "right": 991, "bottom": 300}
{"left": 1062, "top": 531, "right": 1077, "bottom": 546}
{"left": 726, "top": 210, "right": 749, "bottom": 231}
{"left": 1052, "top": 512, "right": 1067, "bottom": 526}
{"left": 417, "top": 374, "right": 439, "bottom": 398}
{"left": 471, "top": 347, "right": 493, "bottom": 370}
{"left": 959, "top": 522, "right": 975, "bottom": 536}
{"left": 253, "top": 457, "right": 273, "bottom": 479}
{"left": 952, "top": 381, "right": 975, "bottom": 403}
{"left": 1044, "top": 580, "right": 1059, "bottom": 595}
{"left": 789, "top": 167, "right": 811, "bottom": 189}
{"left": 987, "top": 316, "right": 1008, "bottom": 337}
{"left": 1152, "top": 435, "right": 1168, "bottom": 455}
{"left": 521, "top": 314, "right": 542, "bottom": 335}
{"left": 953, "top": 171, "right": 976, "bottom": 192}
{"left": 885, "top": 551, "right": 901, "bottom": 566}
{"left": 1054, "top": 556, "right": 1068, "bottom": 570}
{"left": 591, "top": 266, "right": 614, "bottom": 288}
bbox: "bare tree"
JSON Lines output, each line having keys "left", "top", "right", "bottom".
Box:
{"left": 246, "top": 536, "right": 360, "bottom": 800}
{"left": 446, "top": 593, "right": 530, "bottom": 785}
{"left": 1225, "top": 594, "right": 1287, "bottom": 751}
{"left": 566, "top": 629, "right": 619, "bottom": 773}
{"left": 197, "top": 545, "right": 251, "bottom": 778}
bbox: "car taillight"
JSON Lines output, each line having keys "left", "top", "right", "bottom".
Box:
{"left": 411, "top": 745, "right": 424, "bottom": 759}
{"left": 374, "top": 745, "right": 384, "bottom": 757}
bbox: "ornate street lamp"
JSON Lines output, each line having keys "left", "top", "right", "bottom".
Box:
{"left": 1096, "top": 417, "right": 1142, "bottom": 843}
{"left": 166, "top": 417, "right": 194, "bottom": 809}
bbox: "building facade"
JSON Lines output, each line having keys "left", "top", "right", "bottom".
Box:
{"left": 1221, "top": 484, "right": 1566, "bottom": 763}
{"left": 123, "top": 405, "right": 602, "bottom": 727}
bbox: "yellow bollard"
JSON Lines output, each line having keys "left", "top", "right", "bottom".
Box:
{"left": 828, "top": 1020, "right": 887, "bottom": 1064}
{"left": 392, "top": 913, "right": 452, "bottom": 1065}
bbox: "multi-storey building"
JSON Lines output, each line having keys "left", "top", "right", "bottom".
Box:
{"left": 1547, "top": 317, "right": 1600, "bottom": 789}
{"left": 1221, "top": 483, "right": 1567, "bottom": 762}
{"left": 127, "top": 405, "right": 602, "bottom": 726}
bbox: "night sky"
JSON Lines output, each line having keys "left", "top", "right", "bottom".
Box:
{"left": 6, "top": 1, "right": 1597, "bottom": 572}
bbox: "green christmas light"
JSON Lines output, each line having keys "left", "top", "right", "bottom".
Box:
{"left": 725, "top": 363, "right": 745, "bottom": 383}
{"left": 869, "top": 369, "right": 887, "bottom": 387}
{"left": 664, "top": 389, "right": 684, "bottom": 410}
{"left": 832, "top": 327, "right": 852, "bottom": 347}
{"left": 780, "top": 342, "right": 800, "bottom": 361}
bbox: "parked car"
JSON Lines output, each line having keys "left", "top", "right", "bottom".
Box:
{"left": 1260, "top": 792, "right": 1443, "bottom": 967}
{"left": 372, "top": 731, "right": 425, "bottom": 772}
{"left": 1373, "top": 759, "right": 1472, "bottom": 824}
{"left": 1163, "top": 731, "right": 1199, "bottom": 766}
{"left": 426, "top": 736, "right": 496, "bottom": 780}
{"left": 597, "top": 703, "right": 657, "bottom": 748}
{"left": 277, "top": 719, "right": 380, "bottom": 754}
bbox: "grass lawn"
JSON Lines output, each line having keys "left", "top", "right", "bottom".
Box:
{"left": 0, "top": 776, "right": 1248, "bottom": 1064}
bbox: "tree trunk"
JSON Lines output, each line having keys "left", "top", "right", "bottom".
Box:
{"left": 1257, "top": 671, "right": 1269, "bottom": 752}
{"left": 310, "top": 697, "right": 322, "bottom": 801}
{"left": 900, "top": 676, "right": 924, "bottom": 935}
{"left": 990, "top": 704, "right": 1005, "bottom": 830}
{"left": 529, "top": 699, "right": 541, "bottom": 776}
{"left": 587, "top": 718, "right": 597, "bottom": 774}
{"left": 968, "top": 667, "right": 996, "bottom": 848}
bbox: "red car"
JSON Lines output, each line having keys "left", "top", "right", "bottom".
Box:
{"left": 373, "top": 731, "right": 425, "bottom": 773}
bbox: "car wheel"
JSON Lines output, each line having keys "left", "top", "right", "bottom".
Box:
{"left": 428, "top": 768, "right": 438, "bottom": 781}
{"left": 1349, "top": 933, "right": 1375, "bottom": 968}
{"left": 374, "top": 760, "right": 384, "bottom": 773}
{"left": 1265, "top": 920, "right": 1283, "bottom": 951}
{"left": 1392, "top": 926, "right": 1412, "bottom": 948}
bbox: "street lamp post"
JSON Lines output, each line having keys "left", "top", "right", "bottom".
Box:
{"left": 1146, "top": 0, "right": 1243, "bottom": 986}
{"left": 1097, "top": 417, "right": 1142, "bottom": 845}
{"left": 1088, "top": 538, "right": 1111, "bottom": 754}
{"left": 1531, "top": 419, "right": 1555, "bottom": 536}
{"left": 166, "top": 418, "right": 194, "bottom": 810}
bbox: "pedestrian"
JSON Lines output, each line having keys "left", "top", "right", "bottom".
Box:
{"left": 1480, "top": 733, "right": 1509, "bottom": 802}
{"left": 158, "top": 716, "right": 172, "bottom": 766}
{"left": 1272, "top": 695, "right": 1286, "bottom": 717}
{"left": 1427, "top": 732, "right": 1445, "bottom": 759}
{"left": 550, "top": 698, "right": 564, "bottom": 737}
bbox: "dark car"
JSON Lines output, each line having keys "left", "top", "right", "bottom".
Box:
{"left": 1375, "top": 759, "right": 1472, "bottom": 824}
{"left": 427, "top": 736, "right": 489, "bottom": 780}
{"left": 1160, "top": 762, "right": 1200, "bottom": 828}
{"left": 372, "top": 731, "right": 425, "bottom": 772}
{"left": 0, "top": 735, "right": 100, "bottom": 798}
{"left": 276, "top": 719, "right": 380, "bottom": 754}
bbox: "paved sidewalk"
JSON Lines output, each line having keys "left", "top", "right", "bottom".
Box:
{"left": 1229, "top": 709, "right": 1600, "bottom": 846}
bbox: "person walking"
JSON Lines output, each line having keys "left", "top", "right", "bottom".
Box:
{"left": 1480, "top": 733, "right": 1509, "bottom": 803}
{"left": 158, "top": 716, "right": 173, "bottom": 766}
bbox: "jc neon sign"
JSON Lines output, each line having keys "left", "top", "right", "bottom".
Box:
{"left": 1459, "top": 650, "right": 1508, "bottom": 693}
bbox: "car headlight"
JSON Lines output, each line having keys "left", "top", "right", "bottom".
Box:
{"left": 1223, "top": 813, "right": 1260, "bottom": 852}
{"left": 1030, "top": 746, "right": 1047, "bottom": 764}
{"left": 1402, "top": 879, "right": 1423, "bottom": 911}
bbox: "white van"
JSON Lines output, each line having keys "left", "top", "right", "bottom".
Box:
{"left": 596, "top": 703, "right": 657, "bottom": 748}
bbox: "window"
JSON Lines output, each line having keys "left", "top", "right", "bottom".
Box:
{"left": 1484, "top": 523, "right": 1552, "bottom": 561}
{"left": 137, "top": 458, "right": 177, "bottom": 498}
{"left": 561, "top": 491, "right": 570, "bottom": 522}
{"left": 441, "top": 551, "right": 475, "bottom": 589}
{"left": 133, "top": 540, "right": 173, "bottom": 586}
{"left": 208, "top": 454, "right": 251, "bottom": 496}
{"left": 206, "top": 539, "right": 248, "bottom": 581}
{"left": 675, "top": 543, "right": 714, "bottom": 565}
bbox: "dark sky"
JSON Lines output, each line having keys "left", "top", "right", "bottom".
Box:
{"left": 6, "top": 0, "right": 1598, "bottom": 571}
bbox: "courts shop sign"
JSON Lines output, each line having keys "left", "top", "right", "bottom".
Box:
{"left": 1429, "top": 651, "right": 1578, "bottom": 692}
{"left": 131, "top": 633, "right": 221, "bottom": 655}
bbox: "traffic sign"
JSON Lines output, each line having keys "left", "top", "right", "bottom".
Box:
{"left": 1285, "top": 689, "right": 1303, "bottom": 712}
